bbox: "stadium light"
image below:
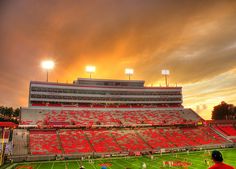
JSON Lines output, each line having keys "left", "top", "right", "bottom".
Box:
{"left": 161, "top": 69, "right": 170, "bottom": 87}
{"left": 125, "top": 68, "right": 134, "bottom": 80}
{"left": 85, "top": 65, "right": 96, "bottom": 79}
{"left": 41, "top": 60, "right": 55, "bottom": 82}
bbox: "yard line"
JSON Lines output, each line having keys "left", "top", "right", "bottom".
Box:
{"left": 76, "top": 160, "right": 80, "bottom": 168}
{"left": 119, "top": 158, "right": 140, "bottom": 168}
{"left": 50, "top": 162, "right": 55, "bottom": 169}
{"left": 109, "top": 159, "right": 126, "bottom": 169}
{"left": 89, "top": 161, "right": 97, "bottom": 169}
{"left": 36, "top": 163, "right": 42, "bottom": 169}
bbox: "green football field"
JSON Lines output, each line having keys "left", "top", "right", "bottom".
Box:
{"left": 11, "top": 148, "right": 236, "bottom": 169}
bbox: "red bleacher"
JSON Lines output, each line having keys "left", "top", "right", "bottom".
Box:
{"left": 59, "top": 130, "right": 92, "bottom": 154}
{"left": 111, "top": 129, "right": 150, "bottom": 151}
{"left": 137, "top": 127, "right": 228, "bottom": 149}
{"left": 84, "top": 130, "right": 121, "bottom": 153}
{"left": 215, "top": 125, "right": 236, "bottom": 136}
{"left": 28, "top": 126, "right": 229, "bottom": 155}
{"left": 29, "top": 130, "right": 62, "bottom": 155}
{"left": 21, "top": 109, "right": 201, "bottom": 127}
{"left": 137, "top": 128, "right": 174, "bottom": 149}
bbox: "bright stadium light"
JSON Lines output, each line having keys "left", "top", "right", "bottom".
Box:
{"left": 85, "top": 65, "right": 96, "bottom": 79}
{"left": 41, "top": 60, "right": 55, "bottom": 82}
{"left": 125, "top": 68, "right": 134, "bottom": 80}
{"left": 161, "top": 69, "right": 170, "bottom": 87}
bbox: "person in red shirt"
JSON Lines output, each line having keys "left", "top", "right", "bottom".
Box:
{"left": 209, "top": 150, "right": 234, "bottom": 169}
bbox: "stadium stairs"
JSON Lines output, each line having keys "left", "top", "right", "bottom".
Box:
{"left": 210, "top": 126, "right": 235, "bottom": 143}
{"left": 12, "top": 129, "right": 28, "bottom": 155}
{"left": 83, "top": 132, "right": 96, "bottom": 152}
{"left": 56, "top": 130, "right": 65, "bottom": 154}
{"left": 59, "top": 130, "right": 94, "bottom": 154}
{"left": 134, "top": 130, "right": 153, "bottom": 149}
{"left": 109, "top": 131, "right": 123, "bottom": 151}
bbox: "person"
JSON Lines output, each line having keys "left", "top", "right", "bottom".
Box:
{"left": 208, "top": 150, "right": 234, "bottom": 169}
{"left": 142, "top": 162, "right": 147, "bottom": 169}
{"left": 163, "top": 161, "right": 166, "bottom": 167}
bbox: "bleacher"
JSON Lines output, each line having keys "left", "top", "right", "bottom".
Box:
{"left": 84, "top": 129, "right": 121, "bottom": 153}
{"left": 214, "top": 125, "right": 236, "bottom": 136}
{"left": 59, "top": 130, "right": 92, "bottom": 154}
{"left": 137, "top": 127, "right": 228, "bottom": 149}
{"left": 26, "top": 127, "right": 230, "bottom": 155}
{"left": 111, "top": 129, "right": 150, "bottom": 151}
{"left": 29, "top": 130, "right": 62, "bottom": 155}
{"left": 21, "top": 109, "right": 202, "bottom": 127}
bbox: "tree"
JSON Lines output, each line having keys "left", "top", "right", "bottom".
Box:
{"left": 0, "top": 106, "right": 20, "bottom": 123}
{"left": 211, "top": 101, "right": 236, "bottom": 120}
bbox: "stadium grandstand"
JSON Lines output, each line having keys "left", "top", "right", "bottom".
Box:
{"left": 1, "top": 78, "right": 236, "bottom": 166}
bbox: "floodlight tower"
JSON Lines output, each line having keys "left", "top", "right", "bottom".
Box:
{"left": 125, "top": 68, "right": 134, "bottom": 80}
{"left": 86, "top": 66, "right": 96, "bottom": 79}
{"left": 41, "top": 60, "right": 55, "bottom": 82}
{"left": 161, "top": 69, "right": 170, "bottom": 87}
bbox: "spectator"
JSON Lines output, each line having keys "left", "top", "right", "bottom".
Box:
{"left": 80, "top": 166, "right": 85, "bottom": 169}
{"left": 209, "top": 150, "right": 234, "bottom": 169}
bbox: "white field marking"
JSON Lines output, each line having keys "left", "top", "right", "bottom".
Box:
{"left": 76, "top": 160, "right": 80, "bottom": 168}
{"left": 111, "top": 159, "right": 128, "bottom": 168}
{"left": 89, "top": 161, "right": 97, "bottom": 169}
{"left": 119, "top": 158, "right": 141, "bottom": 168}
{"left": 50, "top": 162, "right": 55, "bottom": 169}
{"left": 36, "top": 163, "right": 42, "bottom": 169}
{"left": 135, "top": 156, "right": 158, "bottom": 169}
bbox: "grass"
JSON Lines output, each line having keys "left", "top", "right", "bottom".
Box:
{"left": 12, "top": 148, "right": 236, "bottom": 169}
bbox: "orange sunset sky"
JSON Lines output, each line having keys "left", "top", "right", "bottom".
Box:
{"left": 0, "top": 0, "right": 236, "bottom": 120}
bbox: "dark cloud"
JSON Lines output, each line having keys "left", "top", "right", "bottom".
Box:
{"left": 0, "top": 0, "right": 236, "bottom": 109}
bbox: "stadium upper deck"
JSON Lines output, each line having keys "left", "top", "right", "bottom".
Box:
{"left": 29, "top": 78, "right": 182, "bottom": 107}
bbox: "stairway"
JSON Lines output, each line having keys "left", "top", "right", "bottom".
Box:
{"left": 56, "top": 130, "right": 65, "bottom": 154}
{"left": 109, "top": 131, "right": 123, "bottom": 151}
{"left": 160, "top": 128, "right": 177, "bottom": 147}
{"left": 134, "top": 129, "right": 153, "bottom": 150}
{"left": 209, "top": 126, "right": 232, "bottom": 142}
{"left": 83, "top": 133, "right": 96, "bottom": 152}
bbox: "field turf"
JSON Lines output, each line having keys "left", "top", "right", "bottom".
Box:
{"left": 12, "top": 148, "right": 236, "bottom": 169}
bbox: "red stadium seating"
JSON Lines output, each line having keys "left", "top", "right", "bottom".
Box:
{"left": 111, "top": 129, "right": 150, "bottom": 151}
{"left": 27, "top": 126, "right": 229, "bottom": 155}
{"left": 29, "top": 130, "right": 62, "bottom": 155}
{"left": 59, "top": 130, "right": 93, "bottom": 154}
{"left": 21, "top": 109, "right": 202, "bottom": 127}
{"left": 136, "top": 127, "right": 228, "bottom": 149}
{"left": 84, "top": 129, "right": 121, "bottom": 153}
{"left": 215, "top": 125, "right": 236, "bottom": 136}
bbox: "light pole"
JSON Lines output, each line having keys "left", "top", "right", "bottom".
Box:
{"left": 161, "top": 69, "right": 170, "bottom": 87}
{"left": 41, "top": 60, "right": 55, "bottom": 82}
{"left": 125, "top": 68, "right": 134, "bottom": 80}
{"left": 85, "top": 66, "right": 96, "bottom": 79}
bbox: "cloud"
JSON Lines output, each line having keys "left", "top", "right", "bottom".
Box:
{"left": 183, "top": 68, "right": 236, "bottom": 119}
{"left": 0, "top": 0, "right": 236, "bottom": 114}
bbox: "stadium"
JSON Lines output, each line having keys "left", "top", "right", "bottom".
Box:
{"left": 0, "top": 69, "right": 235, "bottom": 169}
